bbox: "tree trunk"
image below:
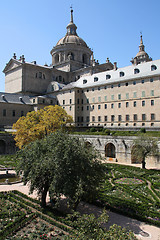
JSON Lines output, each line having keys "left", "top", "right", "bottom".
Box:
{"left": 142, "top": 158, "right": 146, "bottom": 169}
{"left": 41, "top": 186, "right": 49, "bottom": 208}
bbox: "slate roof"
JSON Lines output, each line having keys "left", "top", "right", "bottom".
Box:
{"left": 0, "top": 92, "right": 32, "bottom": 104}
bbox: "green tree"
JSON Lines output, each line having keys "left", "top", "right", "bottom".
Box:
{"left": 132, "top": 135, "right": 159, "bottom": 169}
{"left": 12, "top": 105, "right": 73, "bottom": 149}
{"left": 16, "top": 131, "right": 104, "bottom": 208}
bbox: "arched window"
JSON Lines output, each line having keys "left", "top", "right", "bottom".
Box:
{"left": 134, "top": 68, "right": 140, "bottom": 74}
{"left": 82, "top": 54, "right": 87, "bottom": 64}
{"left": 119, "top": 71, "right": 125, "bottom": 77}
{"left": 105, "top": 143, "right": 116, "bottom": 158}
{"left": 106, "top": 74, "right": 111, "bottom": 80}
{"left": 151, "top": 65, "right": 157, "bottom": 71}
{"left": 0, "top": 140, "right": 6, "bottom": 154}
{"left": 68, "top": 52, "right": 74, "bottom": 60}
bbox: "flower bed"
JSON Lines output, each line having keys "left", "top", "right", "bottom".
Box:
{"left": 115, "top": 178, "right": 144, "bottom": 185}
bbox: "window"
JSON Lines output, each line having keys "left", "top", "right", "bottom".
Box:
{"left": 141, "top": 80, "right": 144, "bottom": 84}
{"left": 133, "top": 81, "right": 136, "bottom": 85}
{"left": 63, "top": 100, "right": 65, "bottom": 105}
{"left": 111, "top": 115, "right": 115, "bottom": 121}
{"left": 81, "top": 99, "right": 83, "bottom": 104}
{"left": 120, "top": 71, "right": 125, "bottom": 77}
{"left": 118, "top": 103, "right": 121, "bottom": 108}
{"left": 142, "top": 114, "right": 146, "bottom": 121}
{"left": 126, "top": 115, "right": 129, "bottom": 121}
{"left": 21, "top": 111, "right": 24, "bottom": 117}
{"left": 133, "top": 101, "right": 137, "bottom": 107}
{"left": 151, "top": 113, "right": 155, "bottom": 120}
{"left": 98, "top": 87, "right": 101, "bottom": 91}
{"left": 134, "top": 68, "right": 140, "bottom": 74}
{"left": 142, "top": 91, "right": 145, "bottom": 97}
{"left": 151, "top": 100, "right": 154, "bottom": 106}
{"left": 77, "top": 99, "right": 79, "bottom": 104}
{"left": 42, "top": 99, "right": 45, "bottom": 104}
{"left": 151, "top": 65, "right": 157, "bottom": 71}
{"left": 118, "top": 115, "right": 122, "bottom": 121}
{"left": 70, "top": 99, "right": 72, "bottom": 104}
{"left": 133, "top": 114, "right": 137, "bottom": 121}
{"left": 118, "top": 83, "right": 121, "bottom": 87}
{"left": 12, "top": 110, "right": 15, "bottom": 117}
{"left": 118, "top": 94, "right": 121, "bottom": 100}
{"left": 98, "top": 105, "right": 101, "bottom": 110}
{"left": 83, "top": 79, "right": 87, "bottom": 84}
{"left": 81, "top": 117, "right": 83, "bottom": 122}
{"left": 150, "top": 90, "right": 154, "bottom": 96}
{"left": 3, "top": 109, "right": 6, "bottom": 117}
{"left": 81, "top": 106, "right": 83, "bottom": 111}
{"left": 111, "top": 85, "right": 114, "bottom": 88}
{"left": 125, "top": 82, "right": 128, "bottom": 86}
{"left": 50, "top": 100, "right": 53, "bottom": 104}
{"left": 33, "top": 99, "right": 35, "bottom": 103}
{"left": 104, "top": 104, "right": 107, "bottom": 109}
{"left": 92, "top": 116, "right": 95, "bottom": 122}
{"left": 77, "top": 90, "right": 79, "bottom": 93}
{"left": 126, "top": 93, "right": 129, "bottom": 99}
{"left": 111, "top": 103, "right": 114, "bottom": 109}
{"left": 69, "top": 106, "right": 72, "bottom": 111}
{"left": 126, "top": 102, "right": 129, "bottom": 108}
{"left": 43, "top": 74, "right": 45, "bottom": 79}
{"left": 106, "top": 74, "right": 111, "bottom": 79}
{"left": 92, "top": 97, "right": 95, "bottom": 103}
{"left": 39, "top": 72, "right": 42, "bottom": 78}
{"left": 98, "top": 116, "right": 101, "bottom": 122}
{"left": 87, "top": 98, "right": 89, "bottom": 103}
{"left": 94, "top": 77, "right": 98, "bottom": 82}
{"left": 104, "top": 96, "right": 107, "bottom": 101}
{"left": 87, "top": 89, "right": 89, "bottom": 92}
{"left": 104, "top": 116, "right": 107, "bottom": 121}
{"left": 111, "top": 95, "right": 114, "bottom": 100}
{"left": 87, "top": 106, "right": 89, "bottom": 110}
{"left": 77, "top": 117, "right": 80, "bottom": 122}
{"left": 86, "top": 116, "right": 89, "bottom": 122}
{"left": 150, "top": 78, "right": 153, "bottom": 82}
{"left": 142, "top": 100, "right": 145, "bottom": 107}
{"left": 133, "top": 92, "right": 137, "bottom": 98}
{"left": 104, "top": 86, "right": 107, "bottom": 89}
{"left": 98, "top": 97, "right": 101, "bottom": 102}
{"left": 92, "top": 88, "right": 94, "bottom": 91}
{"left": 92, "top": 105, "right": 94, "bottom": 110}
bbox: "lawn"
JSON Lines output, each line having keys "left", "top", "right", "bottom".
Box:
{"left": 0, "top": 155, "right": 16, "bottom": 169}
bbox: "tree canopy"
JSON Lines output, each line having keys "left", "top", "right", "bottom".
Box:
{"left": 132, "top": 135, "right": 159, "bottom": 168}
{"left": 16, "top": 131, "right": 105, "bottom": 207}
{"left": 12, "top": 105, "right": 73, "bottom": 149}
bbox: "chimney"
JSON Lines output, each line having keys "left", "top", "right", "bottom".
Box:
{"left": 114, "top": 62, "right": 117, "bottom": 70}
{"left": 13, "top": 53, "right": 16, "bottom": 59}
{"left": 22, "top": 55, "right": 25, "bottom": 63}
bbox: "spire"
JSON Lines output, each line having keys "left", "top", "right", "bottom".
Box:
{"left": 139, "top": 33, "right": 144, "bottom": 52}
{"left": 140, "top": 34, "right": 143, "bottom": 45}
{"left": 66, "top": 8, "right": 77, "bottom": 36}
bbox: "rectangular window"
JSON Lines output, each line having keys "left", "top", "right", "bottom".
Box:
{"left": 81, "top": 117, "right": 83, "bottom": 122}
{"left": 142, "top": 91, "right": 145, "bottom": 97}
{"left": 151, "top": 113, "right": 155, "bottom": 120}
{"left": 126, "top": 102, "right": 129, "bottom": 108}
{"left": 118, "top": 94, "right": 121, "bottom": 100}
{"left": 86, "top": 116, "right": 90, "bottom": 122}
{"left": 92, "top": 97, "right": 95, "bottom": 103}
{"left": 104, "top": 116, "right": 107, "bottom": 121}
{"left": 92, "top": 116, "right": 95, "bottom": 122}
{"left": 142, "top": 114, "right": 146, "bottom": 121}
{"left": 12, "top": 110, "right": 15, "bottom": 117}
{"left": 111, "top": 95, "right": 114, "bottom": 100}
{"left": 87, "top": 98, "right": 89, "bottom": 103}
{"left": 98, "top": 116, "right": 101, "bottom": 122}
{"left": 70, "top": 99, "right": 72, "bottom": 104}
{"left": 126, "top": 115, "right": 129, "bottom": 121}
{"left": 133, "top": 114, "right": 137, "bottom": 121}
{"left": 126, "top": 93, "right": 129, "bottom": 99}
{"left": 111, "top": 115, "right": 115, "bottom": 122}
{"left": 87, "top": 106, "right": 89, "bottom": 110}
{"left": 104, "top": 104, "right": 107, "bottom": 109}
{"left": 63, "top": 100, "right": 65, "bottom": 105}
{"left": 118, "top": 103, "right": 121, "bottom": 108}
{"left": 111, "top": 103, "right": 114, "bottom": 108}
{"left": 151, "top": 100, "right": 154, "bottom": 106}
{"left": 81, "top": 99, "right": 83, "bottom": 104}
{"left": 98, "top": 97, "right": 101, "bottom": 102}
{"left": 104, "top": 96, "right": 107, "bottom": 101}
{"left": 77, "top": 117, "right": 80, "bottom": 122}
{"left": 133, "top": 92, "right": 137, "bottom": 98}
{"left": 81, "top": 106, "right": 83, "bottom": 111}
{"left": 3, "top": 109, "right": 6, "bottom": 117}
{"left": 77, "top": 99, "right": 79, "bottom": 104}
{"left": 142, "top": 100, "right": 145, "bottom": 106}
{"left": 151, "top": 90, "right": 154, "bottom": 96}
{"left": 92, "top": 105, "right": 94, "bottom": 110}
{"left": 98, "top": 105, "right": 101, "bottom": 110}
{"left": 133, "top": 101, "right": 137, "bottom": 107}
{"left": 69, "top": 106, "right": 72, "bottom": 111}
{"left": 118, "top": 115, "right": 122, "bottom": 121}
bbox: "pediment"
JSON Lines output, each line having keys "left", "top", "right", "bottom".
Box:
{"left": 3, "top": 59, "right": 22, "bottom": 73}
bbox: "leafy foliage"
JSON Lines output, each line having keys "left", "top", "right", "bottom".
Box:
{"left": 16, "top": 131, "right": 105, "bottom": 208}
{"left": 12, "top": 105, "right": 73, "bottom": 149}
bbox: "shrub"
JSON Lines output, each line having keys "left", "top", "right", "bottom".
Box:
{"left": 104, "top": 129, "right": 110, "bottom": 135}
{"left": 140, "top": 128, "right": 146, "bottom": 133}
{"left": 90, "top": 128, "right": 97, "bottom": 132}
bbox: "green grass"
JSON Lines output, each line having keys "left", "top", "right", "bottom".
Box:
{"left": 0, "top": 155, "right": 16, "bottom": 168}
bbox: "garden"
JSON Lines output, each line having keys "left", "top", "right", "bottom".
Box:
{"left": 98, "top": 163, "right": 160, "bottom": 227}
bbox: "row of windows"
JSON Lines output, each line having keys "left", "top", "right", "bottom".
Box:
{"left": 33, "top": 98, "right": 54, "bottom": 104}
{"left": 76, "top": 90, "right": 154, "bottom": 104}
{"left": 77, "top": 114, "right": 155, "bottom": 123}
{"left": 83, "top": 66, "right": 157, "bottom": 84}
{"left": 35, "top": 72, "right": 46, "bottom": 79}
{"left": 2, "top": 109, "right": 24, "bottom": 117}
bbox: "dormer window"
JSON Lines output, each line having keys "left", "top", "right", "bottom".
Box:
{"left": 94, "top": 77, "right": 98, "bottom": 82}
{"left": 120, "top": 71, "right": 125, "bottom": 77}
{"left": 83, "top": 79, "right": 87, "bottom": 84}
{"left": 134, "top": 68, "right": 140, "bottom": 74}
{"left": 106, "top": 74, "right": 111, "bottom": 80}
{"left": 151, "top": 65, "right": 157, "bottom": 71}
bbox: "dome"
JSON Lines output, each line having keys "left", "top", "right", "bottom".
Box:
{"left": 56, "top": 35, "right": 87, "bottom": 47}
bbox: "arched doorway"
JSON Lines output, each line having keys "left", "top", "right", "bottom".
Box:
{"left": 0, "top": 140, "right": 6, "bottom": 154}
{"left": 105, "top": 143, "right": 116, "bottom": 158}
{"left": 131, "top": 145, "right": 142, "bottom": 163}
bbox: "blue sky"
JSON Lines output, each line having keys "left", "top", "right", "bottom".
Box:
{"left": 0, "top": 0, "right": 160, "bottom": 92}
